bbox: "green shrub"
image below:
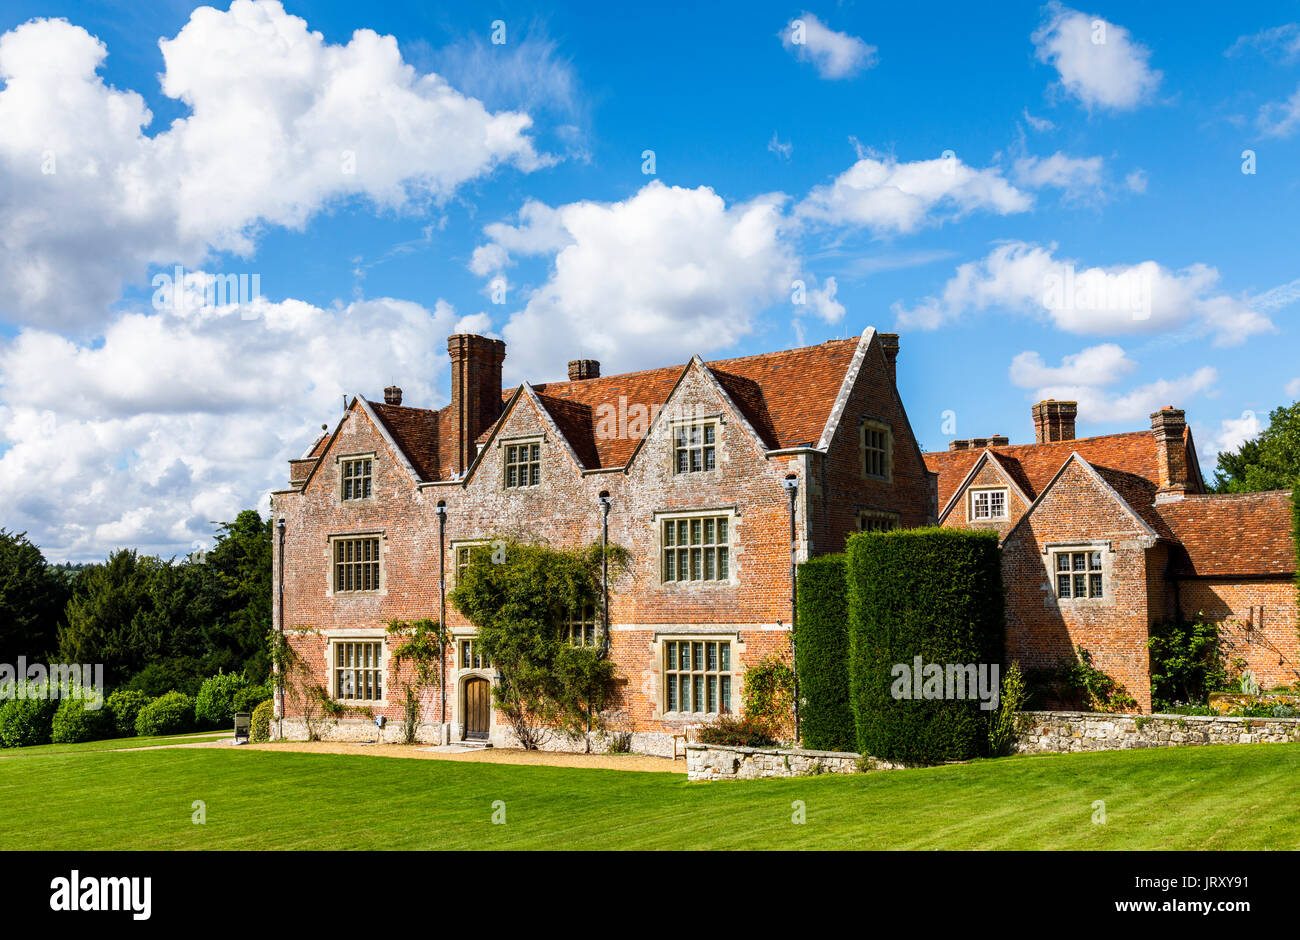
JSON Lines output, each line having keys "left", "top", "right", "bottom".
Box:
{"left": 795, "top": 553, "right": 855, "bottom": 751}
{"left": 848, "top": 527, "right": 1005, "bottom": 765}
{"left": 694, "top": 714, "right": 778, "bottom": 748}
{"left": 195, "top": 672, "right": 262, "bottom": 729}
{"left": 233, "top": 682, "right": 270, "bottom": 716}
{"left": 1148, "top": 618, "right": 1230, "bottom": 707}
{"left": 250, "top": 698, "right": 273, "bottom": 742}
{"left": 134, "top": 691, "right": 195, "bottom": 736}
{"left": 741, "top": 656, "right": 795, "bottom": 742}
{"left": 0, "top": 685, "right": 58, "bottom": 747}
{"left": 51, "top": 694, "right": 111, "bottom": 744}
{"left": 105, "top": 689, "right": 150, "bottom": 737}
{"left": 987, "top": 661, "right": 1027, "bottom": 756}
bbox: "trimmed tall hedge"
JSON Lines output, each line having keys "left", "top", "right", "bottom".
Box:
{"left": 795, "top": 554, "right": 855, "bottom": 752}
{"left": 848, "top": 527, "right": 1004, "bottom": 764}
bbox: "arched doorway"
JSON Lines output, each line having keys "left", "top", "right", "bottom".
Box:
{"left": 463, "top": 677, "right": 491, "bottom": 741}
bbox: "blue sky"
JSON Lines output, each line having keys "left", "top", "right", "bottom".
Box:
{"left": 0, "top": 0, "right": 1297, "bottom": 560}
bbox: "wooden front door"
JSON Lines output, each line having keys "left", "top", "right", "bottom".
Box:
{"left": 464, "top": 677, "right": 490, "bottom": 740}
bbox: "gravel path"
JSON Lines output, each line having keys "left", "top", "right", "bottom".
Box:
{"left": 240, "top": 740, "right": 682, "bottom": 773}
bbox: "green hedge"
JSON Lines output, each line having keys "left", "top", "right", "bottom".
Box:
{"left": 251, "top": 699, "right": 274, "bottom": 743}
{"left": 51, "top": 694, "right": 111, "bottom": 744}
{"left": 0, "top": 685, "right": 57, "bottom": 747}
{"left": 795, "top": 554, "right": 855, "bottom": 751}
{"left": 848, "top": 527, "right": 1005, "bottom": 764}
{"left": 106, "top": 689, "right": 150, "bottom": 737}
{"left": 134, "top": 691, "right": 195, "bottom": 736}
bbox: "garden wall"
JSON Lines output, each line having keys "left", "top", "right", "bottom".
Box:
{"left": 1014, "top": 710, "right": 1300, "bottom": 752}
{"left": 685, "top": 743, "right": 903, "bottom": 780}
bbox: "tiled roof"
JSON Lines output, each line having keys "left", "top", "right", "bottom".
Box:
{"left": 367, "top": 401, "right": 445, "bottom": 482}
{"left": 329, "top": 337, "right": 863, "bottom": 481}
{"left": 1157, "top": 491, "right": 1296, "bottom": 577}
{"left": 925, "top": 431, "right": 1160, "bottom": 512}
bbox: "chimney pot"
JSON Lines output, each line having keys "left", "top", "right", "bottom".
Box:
{"left": 1032, "top": 399, "right": 1078, "bottom": 444}
{"left": 568, "top": 359, "right": 600, "bottom": 381}
{"left": 384, "top": 385, "right": 402, "bottom": 406}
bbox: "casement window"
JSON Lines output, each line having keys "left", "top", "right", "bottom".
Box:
{"left": 564, "top": 604, "right": 598, "bottom": 647}
{"left": 333, "top": 536, "right": 380, "bottom": 593}
{"left": 504, "top": 442, "right": 541, "bottom": 488}
{"left": 459, "top": 639, "right": 490, "bottom": 670}
{"left": 970, "top": 488, "right": 1008, "bottom": 520}
{"left": 674, "top": 423, "right": 717, "bottom": 473}
{"left": 455, "top": 541, "right": 489, "bottom": 576}
{"left": 340, "top": 457, "right": 372, "bottom": 500}
{"left": 661, "top": 515, "right": 730, "bottom": 582}
{"left": 664, "top": 639, "right": 731, "bottom": 714}
{"left": 858, "top": 510, "right": 899, "bottom": 532}
{"left": 333, "top": 640, "right": 384, "bottom": 701}
{"left": 1054, "top": 549, "right": 1104, "bottom": 599}
{"left": 860, "top": 420, "right": 893, "bottom": 481}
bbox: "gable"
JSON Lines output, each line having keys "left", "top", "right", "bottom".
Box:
{"left": 1004, "top": 453, "right": 1156, "bottom": 547}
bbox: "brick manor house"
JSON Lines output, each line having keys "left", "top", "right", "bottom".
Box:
{"left": 271, "top": 328, "right": 1296, "bottom": 748}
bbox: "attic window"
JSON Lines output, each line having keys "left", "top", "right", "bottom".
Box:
{"left": 341, "top": 458, "right": 372, "bottom": 500}
{"left": 674, "top": 423, "right": 717, "bottom": 473}
{"left": 970, "top": 488, "right": 1007, "bottom": 520}
{"left": 1054, "top": 550, "right": 1104, "bottom": 599}
{"left": 860, "top": 419, "right": 892, "bottom": 482}
{"left": 504, "top": 442, "right": 541, "bottom": 488}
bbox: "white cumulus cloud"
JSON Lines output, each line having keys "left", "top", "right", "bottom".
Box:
{"left": 893, "top": 241, "right": 1274, "bottom": 346}
{"left": 796, "top": 154, "right": 1032, "bottom": 234}
{"left": 781, "top": 12, "right": 877, "bottom": 79}
{"left": 0, "top": 1, "right": 542, "bottom": 327}
{"left": 1032, "top": 2, "right": 1162, "bottom": 111}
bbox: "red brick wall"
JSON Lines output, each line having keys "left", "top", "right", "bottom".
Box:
{"left": 1173, "top": 580, "right": 1300, "bottom": 691}
{"left": 272, "top": 339, "right": 925, "bottom": 743}
{"left": 1001, "top": 458, "right": 1156, "bottom": 711}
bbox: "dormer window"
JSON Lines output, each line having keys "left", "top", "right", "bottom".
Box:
{"left": 504, "top": 442, "right": 541, "bottom": 488}
{"left": 674, "top": 423, "right": 717, "bottom": 473}
{"left": 340, "top": 457, "right": 372, "bottom": 500}
{"left": 970, "top": 488, "right": 1007, "bottom": 520}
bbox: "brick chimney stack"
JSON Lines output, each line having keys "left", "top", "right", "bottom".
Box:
{"left": 448, "top": 334, "right": 506, "bottom": 475}
{"left": 1032, "top": 399, "right": 1078, "bottom": 443}
{"left": 1150, "top": 406, "right": 1189, "bottom": 502}
{"left": 878, "top": 333, "right": 900, "bottom": 384}
{"left": 568, "top": 359, "right": 600, "bottom": 381}
{"left": 384, "top": 386, "right": 402, "bottom": 406}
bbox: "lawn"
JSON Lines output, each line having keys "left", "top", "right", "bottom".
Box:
{"left": 0, "top": 730, "right": 230, "bottom": 758}
{"left": 3, "top": 742, "right": 1299, "bottom": 850}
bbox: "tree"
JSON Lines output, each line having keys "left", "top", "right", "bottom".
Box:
{"left": 450, "top": 539, "right": 626, "bottom": 749}
{"left": 1213, "top": 401, "right": 1300, "bottom": 493}
{"left": 57, "top": 550, "right": 214, "bottom": 692}
{"left": 0, "top": 530, "right": 69, "bottom": 664}
{"left": 205, "top": 510, "right": 273, "bottom": 682}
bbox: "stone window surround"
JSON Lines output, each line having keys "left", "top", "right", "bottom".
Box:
{"left": 858, "top": 416, "right": 894, "bottom": 483}
{"left": 1041, "top": 540, "right": 1114, "bottom": 608}
{"left": 857, "top": 508, "right": 900, "bottom": 531}
{"left": 668, "top": 413, "right": 724, "bottom": 475}
{"left": 323, "top": 628, "right": 389, "bottom": 706}
{"left": 326, "top": 531, "right": 386, "bottom": 597}
{"left": 653, "top": 505, "right": 740, "bottom": 588}
{"left": 335, "top": 451, "right": 376, "bottom": 504}
{"left": 498, "top": 433, "right": 544, "bottom": 489}
{"left": 968, "top": 486, "right": 1009, "bottom": 521}
{"left": 450, "top": 538, "right": 490, "bottom": 587}
{"left": 649, "top": 629, "right": 744, "bottom": 720}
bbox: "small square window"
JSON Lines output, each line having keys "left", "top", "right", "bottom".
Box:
{"left": 1054, "top": 549, "right": 1104, "bottom": 599}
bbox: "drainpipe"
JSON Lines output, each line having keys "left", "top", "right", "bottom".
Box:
{"left": 436, "top": 500, "right": 448, "bottom": 745}
{"left": 599, "top": 492, "right": 612, "bottom": 655}
{"left": 275, "top": 516, "right": 286, "bottom": 741}
{"left": 782, "top": 475, "right": 800, "bottom": 744}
